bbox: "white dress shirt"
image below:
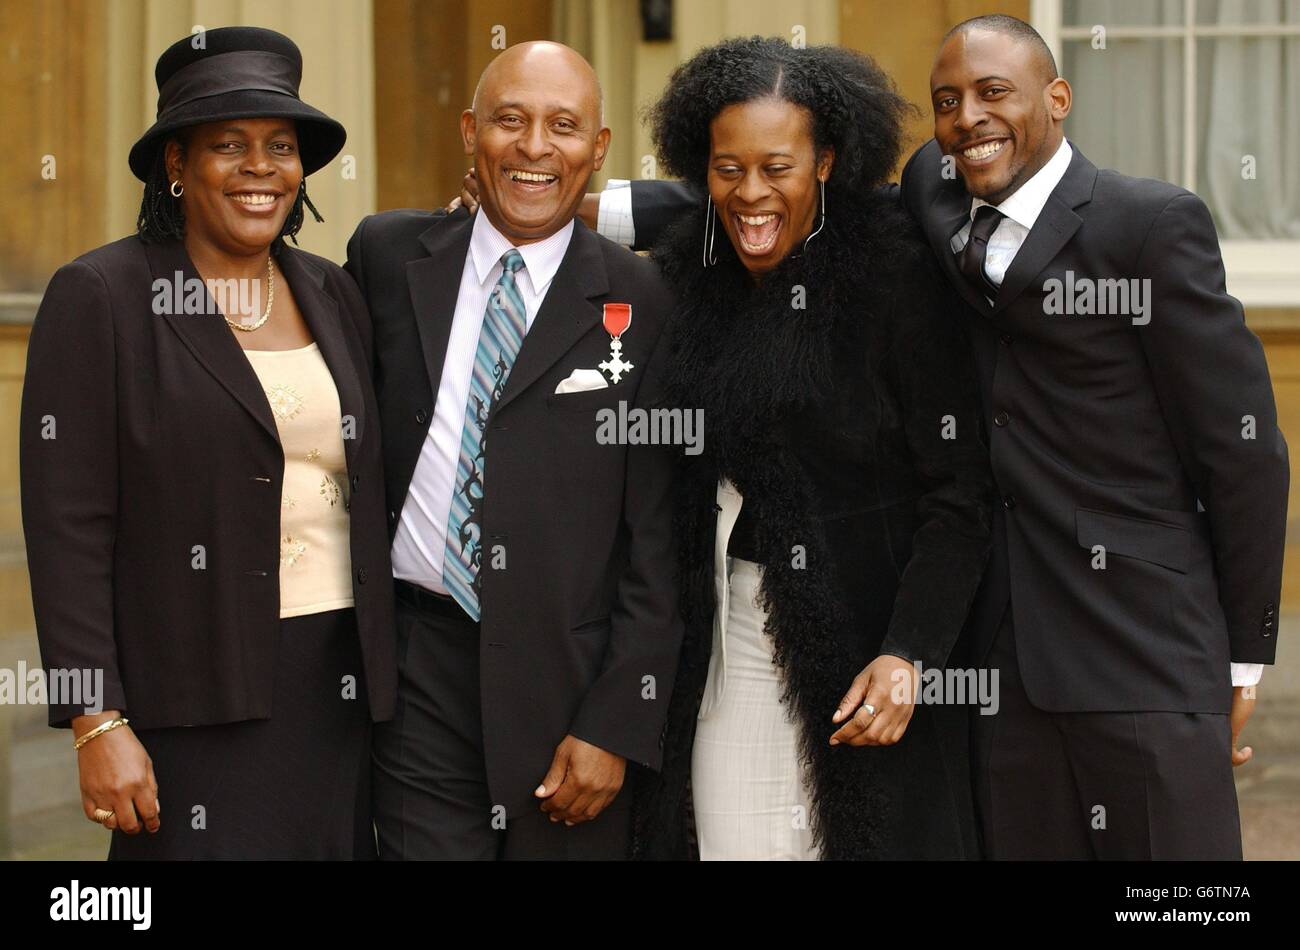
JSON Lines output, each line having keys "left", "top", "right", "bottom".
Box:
{"left": 951, "top": 138, "right": 1261, "bottom": 689}
{"left": 597, "top": 179, "right": 636, "bottom": 247}
{"left": 390, "top": 211, "right": 575, "bottom": 594}
{"left": 949, "top": 138, "right": 1074, "bottom": 289}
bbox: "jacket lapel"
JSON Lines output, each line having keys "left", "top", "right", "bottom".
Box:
{"left": 494, "top": 219, "right": 609, "bottom": 414}
{"left": 146, "top": 240, "right": 279, "bottom": 446}
{"left": 407, "top": 209, "right": 474, "bottom": 403}
{"left": 992, "top": 147, "right": 1098, "bottom": 313}
{"left": 279, "top": 246, "right": 366, "bottom": 472}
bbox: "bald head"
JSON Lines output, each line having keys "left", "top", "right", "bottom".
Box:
{"left": 461, "top": 40, "right": 611, "bottom": 245}
{"left": 941, "top": 14, "right": 1058, "bottom": 87}
{"left": 472, "top": 41, "right": 604, "bottom": 126}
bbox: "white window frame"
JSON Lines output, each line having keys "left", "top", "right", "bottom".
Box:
{"left": 1032, "top": 0, "right": 1300, "bottom": 307}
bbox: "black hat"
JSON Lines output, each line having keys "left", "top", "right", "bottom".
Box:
{"left": 128, "top": 26, "right": 346, "bottom": 182}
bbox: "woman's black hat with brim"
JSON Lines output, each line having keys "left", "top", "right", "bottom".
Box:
{"left": 128, "top": 26, "right": 346, "bottom": 182}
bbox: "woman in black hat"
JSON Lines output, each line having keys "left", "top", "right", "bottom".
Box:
{"left": 20, "top": 26, "right": 396, "bottom": 858}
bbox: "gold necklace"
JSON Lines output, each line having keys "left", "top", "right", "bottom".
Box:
{"left": 225, "top": 256, "right": 275, "bottom": 332}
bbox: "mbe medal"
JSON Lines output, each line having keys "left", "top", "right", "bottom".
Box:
{"left": 599, "top": 302, "right": 634, "bottom": 383}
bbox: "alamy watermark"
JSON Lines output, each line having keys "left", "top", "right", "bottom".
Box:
{"left": 50, "top": 880, "right": 151, "bottom": 930}
{"left": 595, "top": 400, "right": 705, "bottom": 456}
{"left": 151, "top": 271, "right": 263, "bottom": 324}
{"left": 0, "top": 662, "right": 103, "bottom": 712}
{"left": 890, "top": 661, "right": 1000, "bottom": 716}
{"left": 1042, "top": 271, "right": 1152, "bottom": 325}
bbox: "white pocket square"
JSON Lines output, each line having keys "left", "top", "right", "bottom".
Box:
{"left": 554, "top": 368, "right": 610, "bottom": 394}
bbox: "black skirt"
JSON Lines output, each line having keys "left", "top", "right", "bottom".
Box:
{"left": 108, "top": 608, "right": 374, "bottom": 860}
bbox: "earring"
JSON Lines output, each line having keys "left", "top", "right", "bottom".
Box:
{"left": 170, "top": 180, "right": 184, "bottom": 198}
{"left": 802, "top": 179, "right": 826, "bottom": 253}
{"left": 702, "top": 195, "right": 719, "bottom": 268}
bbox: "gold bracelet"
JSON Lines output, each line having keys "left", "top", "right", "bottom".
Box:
{"left": 73, "top": 717, "right": 129, "bottom": 751}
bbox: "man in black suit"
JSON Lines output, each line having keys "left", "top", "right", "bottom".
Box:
{"left": 346, "top": 41, "right": 682, "bottom": 859}
{"left": 585, "top": 16, "right": 1288, "bottom": 860}
{"left": 896, "top": 14, "right": 1286, "bottom": 860}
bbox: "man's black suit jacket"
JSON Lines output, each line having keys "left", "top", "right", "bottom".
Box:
{"left": 627, "top": 181, "right": 700, "bottom": 251}
{"left": 345, "top": 208, "right": 683, "bottom": 815}
{"left": 898, "top": 140, "right": 1287, "bottom": 714}
{"left": 624, "top": 145, "right": 1288, "bottom": 714}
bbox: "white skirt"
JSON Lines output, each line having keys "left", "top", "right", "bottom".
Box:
{"left": 691, "top": 556, "right": 817, "bottom": 860}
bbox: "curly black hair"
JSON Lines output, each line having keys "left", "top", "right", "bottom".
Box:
{"left": 647, "top": 36, "right": 915, "bottom": 205}
{"left": 135, "top": 131, "right": 323, "bottom": 246}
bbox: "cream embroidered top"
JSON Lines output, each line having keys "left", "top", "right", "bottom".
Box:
{"left": 244, "top": 342, "right": 354, "bottom": 618}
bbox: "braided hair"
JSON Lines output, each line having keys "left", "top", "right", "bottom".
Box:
{"left": 135, "top": 132, "right": 324, "bottom": 247}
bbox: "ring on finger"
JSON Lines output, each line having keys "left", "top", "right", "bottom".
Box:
{"left": 91, "top": 807, "right": 115, "bottom": 825}
{"left": 861, "top": 702, "right": 877, "bottom": 718}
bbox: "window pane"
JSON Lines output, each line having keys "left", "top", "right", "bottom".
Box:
{"left": 1196, "top": 37, "right": 1300, "bottom": 238}
{"left": 1063, "top": 0, "right": 1185, "bottom": 28}
{"left": 1196, "top": 0, "right": 1300, "bottom": 27}
{"left": 1061, "top": 39, "right": 1184, "bottom": 185}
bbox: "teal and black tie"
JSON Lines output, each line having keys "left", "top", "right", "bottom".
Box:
{"left": 444, "top": 249, "right": 526, "bottom": 620}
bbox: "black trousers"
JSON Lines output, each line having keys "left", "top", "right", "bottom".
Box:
{"left": 371, "top": 582, "right": 631, "bottom": 860}
{"left": 973, "top": 610, "right": 1242, "bottom": 860}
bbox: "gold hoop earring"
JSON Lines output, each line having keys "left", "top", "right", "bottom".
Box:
{"left": 170, "top": 180, "right": 184, "bottom": 198}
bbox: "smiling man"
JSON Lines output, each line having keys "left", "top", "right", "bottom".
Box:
{"left": 897, "top": 14, "right": 1287, "bottom": 861}
{"left": 345, "top": 41, "right": 682, "bottom": 860}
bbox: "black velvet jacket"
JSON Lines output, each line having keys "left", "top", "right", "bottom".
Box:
{"left": 631, "top": 188, "right": 994, "bottom": 859}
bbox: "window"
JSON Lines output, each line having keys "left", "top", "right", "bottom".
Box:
{"left": 1032, "top": 0, "right": 1300, "bottom": 305}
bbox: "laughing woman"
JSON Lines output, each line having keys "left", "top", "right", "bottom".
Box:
{"left": 20, "top": 27, "right": 395, "bottom": 858}
{"left": 631, "top": 38, "right": 994, "bottom": 860}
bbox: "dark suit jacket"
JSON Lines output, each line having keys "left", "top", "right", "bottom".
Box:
{"left": 21, "top": 236, "right": 398, "bottom": 729}
{"left": 627, "top": 181, "right": 701, "bottom": 251}
{"left": 896, "top": 139, "right": 1287, "bottom": 714}
{"left": 345, "top": 208, "right": 683, "bottom": 815}
{"left": 626, "top": 180, "right": 707, "bottom": 250}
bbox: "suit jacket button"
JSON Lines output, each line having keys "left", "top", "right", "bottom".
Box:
{"left": 999, "top": 333, "right": 1014, "bottom": 345}
{"left": 351, "top": 475, "right": 361, "bottom": 492}
{"left": 388, "top": 509, "right": 396, "bottom": 524}
{"left": 415, "top": 408, "right": 428, "bottom": 424}
{"left": 994, "top": 411, "right": 1009, "bottom": 427}
{"left": 1002, "top": 495, "right": 1017, "bottom": 510}
{"left": 357, "top": 567, "right": 368, "bottom": 584}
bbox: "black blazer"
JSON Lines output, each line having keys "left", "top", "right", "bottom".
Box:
{"left": 20, "top": 236, "right": 398, "bottom": 729}
{"left": 345, "top": 208, "right": 683, "bottom": 816}
{"left": 898, "top": 139, "right": 1288, "bottom": 713}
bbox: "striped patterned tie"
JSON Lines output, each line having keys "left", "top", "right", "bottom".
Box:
{"left": 444, "top": 248, "right": 527, "bottom": 620}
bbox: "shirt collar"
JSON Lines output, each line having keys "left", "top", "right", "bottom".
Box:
{"left": 469, "top": 210, "right": 575, "bottom": 297}
{"left": 970, "top": 138, "right": 1073, "bottom": 231}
